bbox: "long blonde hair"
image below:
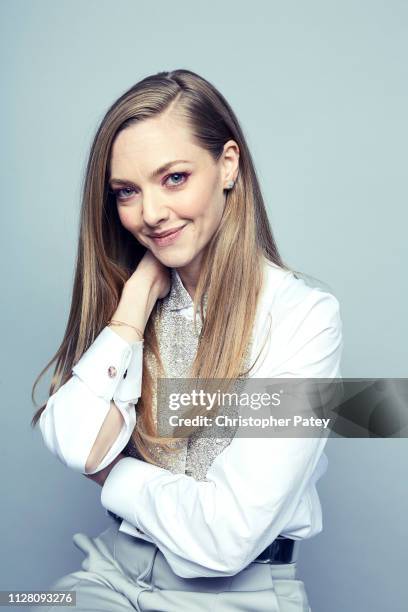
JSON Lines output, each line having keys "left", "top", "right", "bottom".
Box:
{"left": 31, "top": 68, "right": 296, "bottom": 464}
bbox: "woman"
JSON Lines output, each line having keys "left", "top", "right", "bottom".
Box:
{"left": 32, "top": 68, "right": 343, "bottom": 611}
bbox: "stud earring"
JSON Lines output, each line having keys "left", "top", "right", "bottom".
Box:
{"left": 226, "top": 180, "right": 235, "bottom": 190}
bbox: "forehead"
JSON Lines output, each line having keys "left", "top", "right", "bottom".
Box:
{"left": 109, "top": 114, "right": 206, "bottom": 176}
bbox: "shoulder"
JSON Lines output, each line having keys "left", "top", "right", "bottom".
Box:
{"left": 253, "top": 257, "right": 343, "bottom": 377}
{"left": 260, "top": 257, "right": 341, "bottom": 330}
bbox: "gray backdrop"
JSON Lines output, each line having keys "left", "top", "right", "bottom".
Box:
{"left": 1, "top": 1, "right": 407, "bottom": 611}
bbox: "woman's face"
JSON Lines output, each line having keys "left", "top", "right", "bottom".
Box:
{"left": 108, "top": 111, "right": 239, "bottom": 281}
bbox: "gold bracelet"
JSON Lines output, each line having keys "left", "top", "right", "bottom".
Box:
{"left": 107, "top": 319, "right": 144, "bottom": 341}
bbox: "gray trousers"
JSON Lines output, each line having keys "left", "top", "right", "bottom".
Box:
{"left": 35, "top": 522, "right": 312, "bottom": 611}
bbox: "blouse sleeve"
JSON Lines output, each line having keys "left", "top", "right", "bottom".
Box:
{"left": 100, "top": 286, "right": 343, "bottom": 579}
{"left": 39, "top": 326, "right": 144, "bottom": 474}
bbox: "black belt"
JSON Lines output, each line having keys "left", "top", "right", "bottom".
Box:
{"left": 253, "top": 536, "right": 299, "bottom": 564}
{"left": 108, "top": 511, "right": 299, "bottom": 565}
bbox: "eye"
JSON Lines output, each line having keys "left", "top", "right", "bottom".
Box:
{"left": 108, "top": 171, "right": 190, "bottom": 202}
{"left": 109, "top": 186, "right": 137, "bottom": 201}
{"left": 164, "top": 172, "right": 190, "bottom": 187}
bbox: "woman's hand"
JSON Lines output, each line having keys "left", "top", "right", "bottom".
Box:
{"left": 110, "top": 250, "right": 171, "bottom": 344}
{"left": 126, "top": 249, "right": 171, "bottom": 299}
{"left": 84, "top": 452, "right": 126, "bottom": 487}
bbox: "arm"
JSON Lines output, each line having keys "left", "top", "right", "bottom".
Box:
{"left": 100, "top": 286, "right": 343, "bottom": 579}
{"left": 39, "top": 325, "right": 144, "bottom": 474}
{"left": 85, "top": 401, "right": 126, "bottom": 474}
{"left": 39, "top": 272, "right": 163, "bottom": 475}
{"left": 85, "top": 452, "right": 127, "bottom": 486}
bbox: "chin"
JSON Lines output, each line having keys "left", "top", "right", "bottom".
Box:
{"left": 153, "top": 248, "right": 197, "bottom": 269}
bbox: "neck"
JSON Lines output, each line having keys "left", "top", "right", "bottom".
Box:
{"left": 176, "top": 261, "right": 200, "bottom": 302}
{"left": 177, "top": 271, "right": 196, "bottom": 301}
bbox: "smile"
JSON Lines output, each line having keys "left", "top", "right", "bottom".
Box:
{"left": 150, "top": 224, "right": 188, "bottom": 246}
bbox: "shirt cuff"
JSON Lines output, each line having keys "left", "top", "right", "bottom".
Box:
{"left": 72, "top": 326, "right": 143, "bottom": 403}
{"left": 114, "top": 339, "right": 143, "bottom": 404}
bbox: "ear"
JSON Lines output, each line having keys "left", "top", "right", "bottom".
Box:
{"left": 221, "top": 140, "right": 240, "bottom": 188}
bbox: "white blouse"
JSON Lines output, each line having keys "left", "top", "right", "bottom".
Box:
{"left": 39, "top": 258, "right": 343, "bottom": 579}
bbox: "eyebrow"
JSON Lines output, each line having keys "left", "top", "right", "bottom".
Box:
{"left": 109, "top": 159, "right": 192, "bottom": 186}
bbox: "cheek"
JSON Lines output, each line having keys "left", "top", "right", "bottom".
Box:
{"left": 181, "top": 185, "right": 222, "bottom": 221}
{"left": 118, "top": 207, "right": 141, "bottom": 230}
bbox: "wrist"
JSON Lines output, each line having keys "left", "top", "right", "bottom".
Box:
{"left": 112, "top": 285, "right": 154, "bottom": 330}
{"left": 120, "top": 282, "right": 160, "bottom": 323}
{"left": 108, "top": 320, "right": 144, "bottom": 342}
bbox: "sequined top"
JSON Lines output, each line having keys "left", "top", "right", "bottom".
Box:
{"left": 121, "top": 267, "right": 253, "bottom": 481}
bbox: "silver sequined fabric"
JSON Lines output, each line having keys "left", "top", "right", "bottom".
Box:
{"left": 123, "top": 268, "right": 253, "bottom": 481}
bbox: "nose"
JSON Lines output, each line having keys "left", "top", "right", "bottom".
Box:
{"left": 141, "top": 191, "right": 170, "bottom": 227}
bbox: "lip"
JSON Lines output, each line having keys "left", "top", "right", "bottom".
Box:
{"left": 149, "top": 225, "right": 186, "bottom": 238}
{"left": 150, "top": 224, "right": 188, "bottom": 246}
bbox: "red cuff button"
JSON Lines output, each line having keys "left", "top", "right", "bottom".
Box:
{"left": 108, "top": 366, "right": 117, "bottom": 378}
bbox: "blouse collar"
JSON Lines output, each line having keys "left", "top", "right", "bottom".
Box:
{"left": 166, "top": 268, "right": 195, "bottom": 311}
{"left": 165, "top": 268, "right": 208, "bottom": 314}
